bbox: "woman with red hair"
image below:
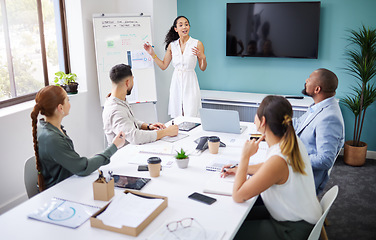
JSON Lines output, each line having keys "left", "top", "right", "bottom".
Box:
{"left": 31, "top": 85, "right": 125, "bottom": 191}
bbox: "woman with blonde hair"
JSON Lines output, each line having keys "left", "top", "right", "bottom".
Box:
{"left": 31, "top": 85, "right": 125, "bottom": 191}
{"left": 222, "top": 95, "right": 321, "bottom": 239}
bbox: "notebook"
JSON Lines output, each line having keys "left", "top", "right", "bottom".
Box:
{"left": 204, "top": 174, "right": 251, "bottom": 196}
{"left": 206, "top": 158, "right": 238, "bottom": 172}
{"left": 203, "top": 174, "right": 235, "bottom": 196}
{"left": 199, "top": 108, "right": 247, "bottom": 134}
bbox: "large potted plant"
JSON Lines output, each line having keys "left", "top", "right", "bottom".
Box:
{"left": 340, "top": 25, "right": 376, "bottom": 166}
{"left": 54, "top": 71, "right": 79, "bottom": 94}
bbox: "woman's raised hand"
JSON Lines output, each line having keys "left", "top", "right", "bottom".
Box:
{"left": 143, "top": 42, "right": 155, "bottom": 56}
{"left": 241, "top": 135, "right": 265, "bottom": 160}
{"left": 113, "top": 131, "right": 126, "bottom": 149}
{"left": 192, "top": 46, "right": 203, "bottom": 59}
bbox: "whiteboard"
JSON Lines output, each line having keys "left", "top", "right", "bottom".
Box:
{"left": 93, "top": 14, "right": 157, "bottom": 106}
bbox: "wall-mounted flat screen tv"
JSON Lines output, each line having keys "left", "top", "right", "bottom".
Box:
{"left": 226, "top": 2, "right": 321, "bottom": 58}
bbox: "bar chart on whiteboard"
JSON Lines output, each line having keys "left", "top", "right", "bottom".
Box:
{"left": 93, "top": 15, "right": 157, "bottom": 106}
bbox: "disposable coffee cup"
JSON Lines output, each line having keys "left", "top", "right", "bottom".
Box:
{"left": 208, "top": 136, "right": 220, "bottom": 154}
{"left": 147, "top": 157, "right": 162, "bottom": 177}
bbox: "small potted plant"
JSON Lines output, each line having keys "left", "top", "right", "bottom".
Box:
{"left": 175, "top": 148, "right": 189, "bottom": 169}
{"left": 54, "top": 71, "right": 79, "bottom": 94}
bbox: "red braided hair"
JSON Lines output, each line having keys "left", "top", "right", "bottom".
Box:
{"left": 30, "top": 85, "right": 66, "bottom": 191}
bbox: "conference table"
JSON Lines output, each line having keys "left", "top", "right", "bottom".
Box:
{"left": 0, "top": 116, "right": 266, "bottom": 240}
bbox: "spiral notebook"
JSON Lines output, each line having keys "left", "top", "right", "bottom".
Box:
{"left": 205, "top": 158, "right": 238, "bottom": 172}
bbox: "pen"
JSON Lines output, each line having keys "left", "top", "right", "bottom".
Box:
{"left": 222, "top": 164, "right": 238, "bottom": 173}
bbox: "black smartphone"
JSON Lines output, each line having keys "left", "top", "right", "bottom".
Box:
{"left": 188, "top": 192, "right": 217, "bottom": 205}
{"left": 138, "top": 165, "right": 148, "bottom": 171}
{"left": 250, "top": 134, "right": 263, "bottom": 141}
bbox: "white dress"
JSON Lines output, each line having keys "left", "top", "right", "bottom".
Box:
{"left": 169, "top": 37, "right": 202, "bottom": 118}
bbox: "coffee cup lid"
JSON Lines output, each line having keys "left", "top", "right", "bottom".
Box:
{"left": 147, "top": 157, "right": 162, "bottom": 164}
{"left": 209, "top": 136, "right": 220, "bottom": 142}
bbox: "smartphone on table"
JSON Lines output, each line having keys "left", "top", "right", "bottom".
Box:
{"left": 188, "top": 192, "right": 217, "bottom": 205}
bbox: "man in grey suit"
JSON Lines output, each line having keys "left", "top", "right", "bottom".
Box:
{"left": 293, "top": 68, "right": 345, "bottom": 194}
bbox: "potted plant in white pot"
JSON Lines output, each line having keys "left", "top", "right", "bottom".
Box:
{"left": 175, "top": 148, "right": 189, "bottom": 169}
{"left": 54, "top": 71, "right": 79, "bottom": 94}
{"left": 340, "top": 25, "right": 376, "bottom": 166}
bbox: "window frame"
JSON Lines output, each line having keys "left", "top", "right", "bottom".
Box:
{"left": 0, "top": 0, "right": 70, "bottom": 109}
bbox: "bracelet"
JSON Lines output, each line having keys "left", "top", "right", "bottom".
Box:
{"left": 152, "top": 54, "right": 157, "bottom": 59}
{"left": 147, "top": 124, "right": 151, "bottom": 130}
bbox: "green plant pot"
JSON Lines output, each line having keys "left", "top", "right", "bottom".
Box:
{"left": 61, "top": 82, "right": 79, "bottom": 94}
{"left": 176, "top": 157, "right": 189, "bottom": 169}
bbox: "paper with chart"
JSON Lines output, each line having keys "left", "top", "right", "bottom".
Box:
{"left": 27, "top": 198, "right": 99, "bottom": 228}
{"left": 93, "top": 15, "right": 157, "bottom": 105}
{"left": 130, "top": 49, "right": 154, "bottom": 69}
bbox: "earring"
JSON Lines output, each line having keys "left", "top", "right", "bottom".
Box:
{"left": 62, "top": 111, "right": 65, "bottom": 115}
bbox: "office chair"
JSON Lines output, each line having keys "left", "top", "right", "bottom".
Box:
{"left": 308, "top": 185, "right": 339, "bottom": 240}
{"left": 24, "top": 156, "right": 39, "bottom": 198}
{"left": 322, "top": 150, "right": 341, "bottom": 230}
{"left": 328, "top": 150, "right": 341, "bottom": 177}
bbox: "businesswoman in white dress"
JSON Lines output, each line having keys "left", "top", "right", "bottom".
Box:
{"left": 144, "top": 16, "right": 207, "bottom": 118}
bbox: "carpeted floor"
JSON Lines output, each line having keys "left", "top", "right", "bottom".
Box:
{"left": 320, "top": 156, "right": 376, "bottom": 240}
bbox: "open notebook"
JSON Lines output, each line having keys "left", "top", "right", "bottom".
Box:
{"left": 203, "top": 174, "right": 235, "bottom": 196}
{"left": 204, "top": 174, "right": 251, "bottom": 196}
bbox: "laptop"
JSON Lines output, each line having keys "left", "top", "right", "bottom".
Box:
{"left": 199, "top": 108, "right": 247, "bottom": 134}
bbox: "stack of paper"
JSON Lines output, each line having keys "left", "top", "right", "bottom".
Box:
{"left": 97, "top": 193, "right": 164, "bottom": 228}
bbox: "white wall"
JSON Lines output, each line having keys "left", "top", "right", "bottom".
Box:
{"left": 0, "top": 0, "right": 176, "bottom": 214}
{"left": 152, "top": 0, "right": 177, "bottom": 123}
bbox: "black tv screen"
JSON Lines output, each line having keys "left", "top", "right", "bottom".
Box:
{"left": 226, "top": 2, "right": 321, "bottom": 58}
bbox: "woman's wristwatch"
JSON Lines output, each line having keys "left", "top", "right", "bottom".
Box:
{"left": 147, "top": 123, "right": 152, "bottom": 130}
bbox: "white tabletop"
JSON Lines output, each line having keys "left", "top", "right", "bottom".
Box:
{"left": 0, "top": 117, "right": 261, "bottom": 240}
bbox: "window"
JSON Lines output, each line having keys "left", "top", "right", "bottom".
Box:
{"left": 0, "top": 0, "right": 69, "bottom": 108}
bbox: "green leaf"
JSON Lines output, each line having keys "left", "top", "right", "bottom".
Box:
{"left": 175, "top": 148, "right": 188, "bottom": 159}
{"left": 342, "top": 24, "right": 376, "bottom": 142}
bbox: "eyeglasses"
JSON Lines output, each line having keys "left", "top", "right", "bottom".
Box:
{"left": 166, "top": 217, "right": 194, "bottom": 232}
{"left": 166, "top": 217, "right": 206, "bottom": 239}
